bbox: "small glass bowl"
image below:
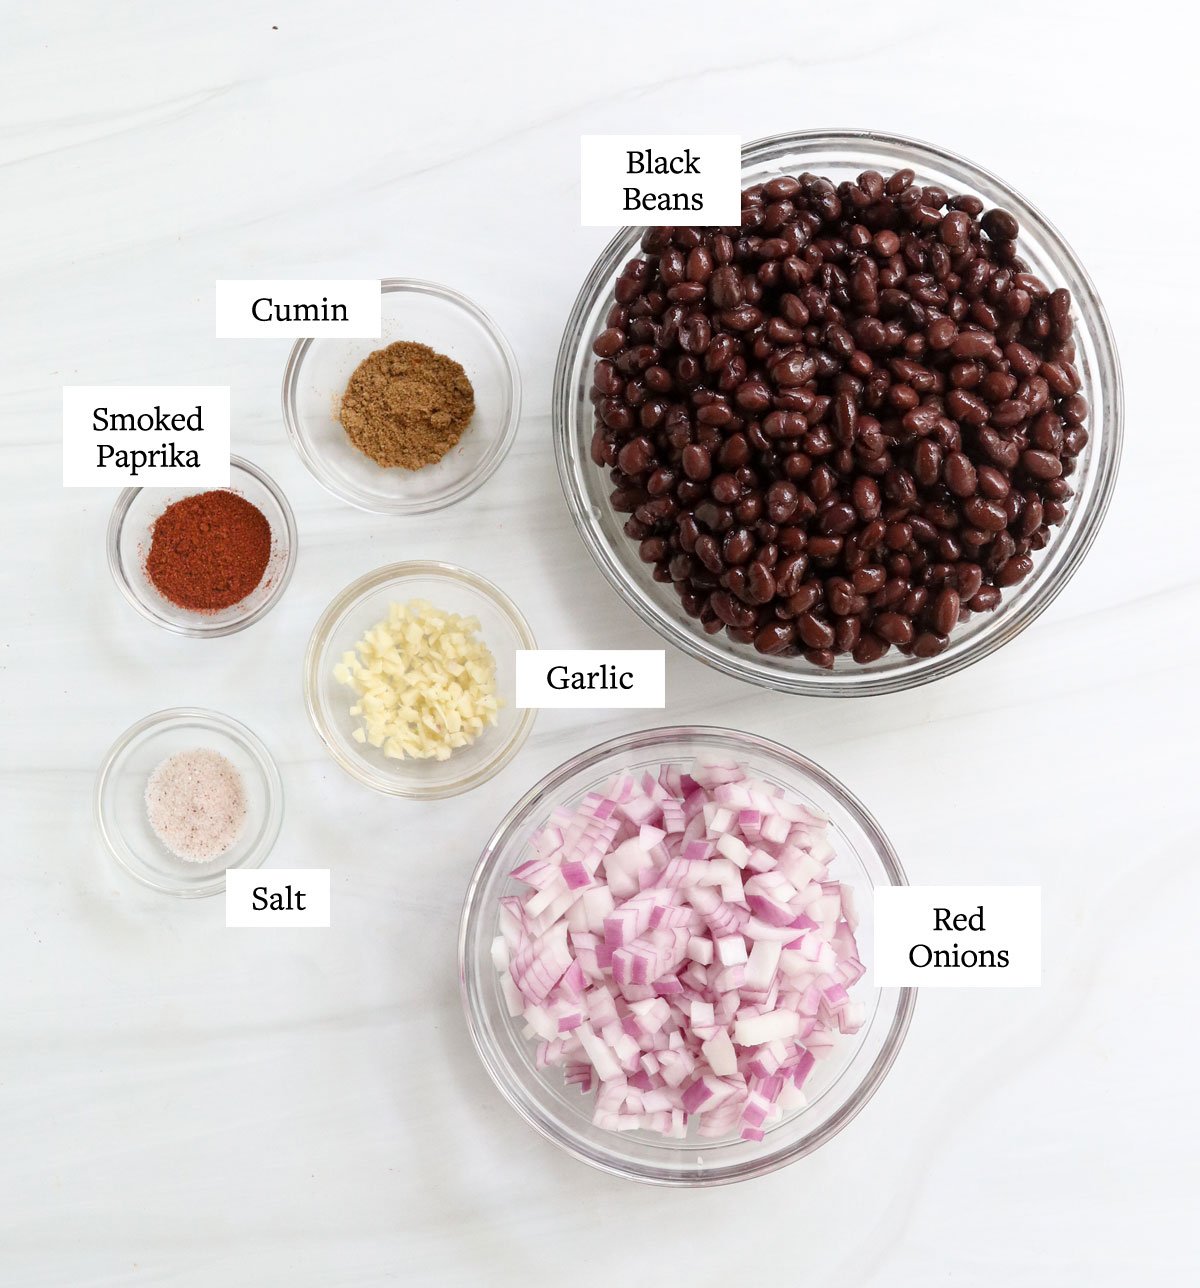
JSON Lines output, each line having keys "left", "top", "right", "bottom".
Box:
{"left": 94, "top": 707, "right": 284, "bottom": 897}
{"left": 304, "top": 561, "right": 536, "bottom": 799}
{"left": 281, "top": 279, "right": 521, "bottom": 514}
{"left": 459, "top": 726, "right": 914, "bottom": 1186}
{"left": 107, "top": 455, "right": 297, "bottom": 637}
{"left": 554, "top": 129, "right": 1123, "bottom": 696}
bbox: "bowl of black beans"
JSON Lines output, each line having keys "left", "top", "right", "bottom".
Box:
{"left": 554, "top": 130, "right": 1122, "bottom": 695}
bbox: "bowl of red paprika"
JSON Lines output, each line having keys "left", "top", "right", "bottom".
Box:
{"left": 107, "top": 455, "right": 298, "bottom": 637}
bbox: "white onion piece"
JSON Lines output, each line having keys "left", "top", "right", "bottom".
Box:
{"left": 493, "top": 758, "right": 866, "bottom": 1143}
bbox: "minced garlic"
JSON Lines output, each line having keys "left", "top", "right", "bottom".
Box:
{"left": 333, "top": 599, "right": 501, "bottom": 762}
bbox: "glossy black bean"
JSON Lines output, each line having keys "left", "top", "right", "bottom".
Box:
{"left": 873, "top": 611, "right": 914, "bottom": 646}
{"left": 981, "top": 208, "right": 1019, "bottom": 241}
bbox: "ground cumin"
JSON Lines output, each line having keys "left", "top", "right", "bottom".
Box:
{"left": 338, "top": 341, "right": 475, "bottom": 470}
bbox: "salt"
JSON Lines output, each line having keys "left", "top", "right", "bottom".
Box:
{"left": 145, "top": 748, "right": 247, "bottom": 862}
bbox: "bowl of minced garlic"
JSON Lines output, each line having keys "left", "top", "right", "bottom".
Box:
{"left": 305, "top": 561, "right": 537, "bottom": 798}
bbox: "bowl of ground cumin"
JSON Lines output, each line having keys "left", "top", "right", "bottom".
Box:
{"left": 107, "top": 456, "right": 298, "bottom": 636}
{"left": 282, "top": 279, "right": 521, "bottom": 515}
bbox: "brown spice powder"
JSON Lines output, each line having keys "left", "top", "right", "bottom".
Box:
{"left": 338, "top": 341, "right": 475, "bottom": 470}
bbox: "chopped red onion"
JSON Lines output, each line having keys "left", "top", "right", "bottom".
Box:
{"left": 492, "top": 757, "right": 866, "bottom": 1143}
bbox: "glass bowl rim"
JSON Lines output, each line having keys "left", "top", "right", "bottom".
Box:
{"left": 303, "top": 559, "right": 538, "bottom": 799}
{"left": 280, "top": 277, "right": 523, "bottom": 515}
{"left": 93, "top": 705, "right": 285, "bottom": 898}
{"left": 553, "top": 127, "right": 1124, "bottom": 697}
{"left": 105, "top": 453, "right": 299, "bottom": 638}
{"left": 458, "top": 722, "right": 916, "bottom": 1186}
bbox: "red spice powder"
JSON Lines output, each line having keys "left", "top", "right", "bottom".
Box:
{"left": 145, "top": 490, "right": 272, "bottom": 613}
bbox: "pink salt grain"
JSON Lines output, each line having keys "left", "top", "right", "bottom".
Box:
{"left": 145, "top": 748, "right": 247, "bottom": 862}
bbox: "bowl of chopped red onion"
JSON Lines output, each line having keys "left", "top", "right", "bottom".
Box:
{"left": 459, "top": 726, "right": 914, "bottom": 1185}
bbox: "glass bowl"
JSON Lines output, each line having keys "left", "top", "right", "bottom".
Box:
{"left": 94, "top": 707, "right": 284, "bottom": 897}
{"left": 107, "top": 455, "right": 297, "bottom": 637}
{"left": 304, "top": 561, "right": 536, "bottom": 799}
{"left": 459, "top": 726, "right": 914, "bottom": 1186}
{"left": 281, "top": 279, "right": 521, "bottom": 514}
{"left": 554, "top": 129, "right": 1123, "bottom": 696}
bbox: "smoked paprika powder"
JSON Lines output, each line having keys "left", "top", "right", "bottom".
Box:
{"left": 145, "top": 490, "right": 272, "bottom": 613}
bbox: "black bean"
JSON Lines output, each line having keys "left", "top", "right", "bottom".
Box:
{"left": 854, "top": 633, "right": 890, "bottom": 664}
{"left": 1021, "top": 449, "right": 1063, "bottom": 480}
{"left": 873, "top": 611, "right": 914, "bottom": 646}
{"left": 912, "top": 630, "right": 949, "bottom": 657}
{"left": 851, "top": 476, "right": 882, "bottom": 519}
{"left": 950, "top": 331, "right": 995, "bottom": 359}
{"left": 754, "top": 622, "right": 796, "bottom": 655}
{"left": 939, "top": 210, "right": 971, "bottom": 249}
{"left": 722, "top": 528, "right": 754, "bottom": 565}
{"left": 616, "top": 437, "right": 654, "bottom": 476}
{"left": 963, "top": 497, "right": 1009, "bottom": 532}
{"left": 746, "top": 562, "right": 777, "bottom": 603}
{"left": 981, "top": 208, "right": 1019, "bottom": 241}
{"left": 980, "top": 371, "right": 1017, "bottom": 403}
{"left": 976, "top": 466, "right": 1011, "bottom": 500}
{"left": 820, "top": 502, "right": 858, "bottom": 535}
{"left": 797, "top": 612, "right": 836, "bottom": 650}
{"left": 710, "top": 266, "right": 743, "bottom": 309}
{"left": 711, "top": 473, "right": 741, "bottom": 505}
{"left": 593, "top": 327, "right": 625, "bottom": 357}
{"left": 927, "top": 317, "right": 957, "bottom": 350}
{"left": 932, "top": 587, "right": 961, "bottom": 636}
{"left": 835, "top": 617, "right": 862, "bottom": 653}
{"left": 944, "top": 451, "right": 978, "bottom": 497}
{"left": 852, "top": 565, "right": 887, "bottom": 594}
{"left": 765, "top": 480, "right": 801, "bottom": 523}
{"left": 913, "top": 440, "right": 942, "bottom": 486}
{"left": 679, "top": 315, "right": 712, "bottom": 354}
{"left": 991, "top": 399, "right": 1028, "bottom": 429}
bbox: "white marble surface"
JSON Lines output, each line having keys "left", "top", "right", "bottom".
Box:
{"left": 2, "top": 3, "right": 1196, "bottom": 1283}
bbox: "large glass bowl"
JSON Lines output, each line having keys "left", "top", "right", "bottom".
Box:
{"left": 554, "top": 129, "right": 1123, "bottom": 696}
{"left": 459, "top": 726, "right": 914, "bottom": 1185}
